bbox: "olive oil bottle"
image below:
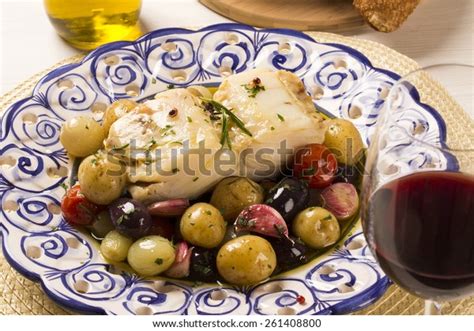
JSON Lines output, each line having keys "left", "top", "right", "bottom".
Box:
{"left": 44, "top": 0, "right": 142, "bottom": 50}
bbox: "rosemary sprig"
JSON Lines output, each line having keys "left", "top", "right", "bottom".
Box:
{"left": 111, "top": 143, "right": 129, "bottom": 151}
{"left": 201, "top": 98, "right": 253, "bottom": 142}
{"left": 220, "top": 112, "right": 232, "bottom": 149}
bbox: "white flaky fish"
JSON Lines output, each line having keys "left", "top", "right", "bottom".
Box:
{"left": 214, "top": 68, "right": 326, "bottom": 179}
{"left": 105, "top": 69, "right": 326, "bottom": 202}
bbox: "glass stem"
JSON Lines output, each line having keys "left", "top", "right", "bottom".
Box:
{"left": 424, "top": 300, "right": 442, "bottom": 315}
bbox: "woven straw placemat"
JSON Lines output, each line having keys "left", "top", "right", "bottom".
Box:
{"left": 0, "top": 31, "right": 473, "bottom": 315}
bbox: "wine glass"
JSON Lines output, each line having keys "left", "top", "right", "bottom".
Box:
{"left": 361, "top": 64, "right": 474, "bottom": 314}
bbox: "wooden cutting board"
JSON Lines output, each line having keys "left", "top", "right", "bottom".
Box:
{"left": 199, "top": 0, "right": 364, "bottom": 31}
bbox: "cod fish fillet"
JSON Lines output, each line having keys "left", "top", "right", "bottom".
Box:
{"left": 213, "top": 68, "right": 326, "bottom": 179}
{"left": 105, "top": 88, "right": 223, "bottom": 202}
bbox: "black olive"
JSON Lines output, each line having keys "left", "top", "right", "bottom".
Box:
{"left": 109, "top": 198, "right": 151, "bottom": 240}
{"left": 333, "top": 165, "right": 362, "bottom": 188}
{"left": 264, "top": 177, "right": 310, "bottom": 224}
{"left": 268, "top": 236, "right": 308, "bottom": 272}
{"left": 188, "top": 247, "right": 219, "bottom": 282}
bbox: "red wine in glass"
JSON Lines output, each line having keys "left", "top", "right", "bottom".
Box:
{"left": 366, "top": 171, "right": 474, "bottom": 301}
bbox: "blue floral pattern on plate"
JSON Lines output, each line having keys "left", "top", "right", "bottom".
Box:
{"left": 0, "top": 24, "right": 450, "bottom": 315}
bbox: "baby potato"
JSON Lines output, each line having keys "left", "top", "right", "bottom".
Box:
{"left": 324, "top": 118, "right": 364, "bottom": 166}
{"left": 210, "top": 177, "right": 264, "bottom": 221}
{"left": 293, "top": 207, "right": 340, "bottom": 249}
{"left": 100, "top": 230, "right": 133, "bottom": 262}
{"left": 78, "top": 153, "right": 127, "bottom": 205}
{"left": 102, "top": 99, "right": 137, "bottom": 134}
{"left": 127, "top": 235, "right": 175, "bottom": 276}
{"left": 60, "top": 116, "right": 105, "bottom": 157}
{"left": 180, "top": 203, "right": 226, "bottom": 248}
{"left": 217, "top": 235, "right": 276, "bottom": 285}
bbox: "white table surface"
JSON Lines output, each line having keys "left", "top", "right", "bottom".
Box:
{"left": 0, "top": 0, "right": 473, "bottom": 95}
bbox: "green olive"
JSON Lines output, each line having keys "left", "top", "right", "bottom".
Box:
{"left": 292, "top": 207, "right": 340, "bottom": 249}
{"left": 100, "top": 230, "right": 133, "bottom": 262}
{"left": 127, "top": 236, "right": 175, "bottom": 276}
{"left": 210, "top": 177, "right": 264, "bottom": 221}
{"left": 180, "top": 203, "right": 226, "bottom": 248}
{"left": 217, "top": 235, "right": 276, "bottom": 285}
{"left": 89, "top": 211, "right": 115, "bottom": 240}
{"left": 324, "top": 118, "right": 364, "bottom": 165}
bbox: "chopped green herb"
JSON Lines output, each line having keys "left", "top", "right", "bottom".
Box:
{"left": 172, "top": 168, "right": 179, "bottom": 174}
{"left": 91, "top": 158, "right": 98, "bottom": 165}
{"left": 308, "top": 207, "right": 315, "bottom": 211}
{"left": 270, "top": 126, "right": 275, "bottom": 131}
{"left": 60, "top": 183, "right": 68, "bottom": 191}
{"left": 205, "top": 210, "right": 212, "bottom": 216}
{"left": 85, "top": 125, "right": 89, "bottom": 130}
{"left": 242, "top": 77, "right": 266, "bottom": 98}
{"left": 186, "top": 116, "right": 193, "bottom": 123}
{"left": 321, "top": 215, "right": 333, "bottom": 221}
{"left": 148, "top": 138, "right": 157, "bottom": 148}
{"left": 302, "top": 166, "right": 316, "bottom": 176}
{"left": 152, "top": 78, "right": 157, "bottom": 84}
{"left": 194, "top": 264, "right": 212, "bottom": 275}
{"left": 160, "top": 124, "right": 173, "bottom": 133}
{"left": 192, "top": 177, "right": 199, "bottom": 182}
{"left": 277, "top": 114, "right": 285, "bottom": 122}
{"left": 51, "top": 226, "right": 59, "bottom": 232}
{"left": 155, "top": 258, "right": 163, "bottom": 265}
{"left": 167, "top": 84, "right": 175, "bottom": 90}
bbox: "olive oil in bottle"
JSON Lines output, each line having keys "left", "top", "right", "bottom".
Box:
{"left": 44, "top": 0, "right": 142, "bottom": 50}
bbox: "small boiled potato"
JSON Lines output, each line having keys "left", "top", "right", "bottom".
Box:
{"left": 324, "top": 118, "right": 364, "bottom": 165}
{"left": 210, "top": 177, "right": 264, "bottom": 221}
{"left": 102, "top": 99, "right": 138, "bottom": 134}
{"left": 217, "top": 235, "right": 276, "bottom": 285}
{"left": 78, "top": 153, "right": 127, "bottom": 205}
{"left": 100, "top": 230, "right": 133, "bottom": 262}
{"left": 293, "top": 207, "right": 340, "bottom": 249}
{"left": 180, "top": 203, "right": 226, "bottom": 248}
{"left": 127, "top": 235, "right": 175, "bottom": 276}
{"left": 60, "top": 116, "right": 105, "bottom": 157}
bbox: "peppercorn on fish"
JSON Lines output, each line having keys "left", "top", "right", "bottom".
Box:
{"left": 106, "top": 69, "right": 327, "bottom": 202}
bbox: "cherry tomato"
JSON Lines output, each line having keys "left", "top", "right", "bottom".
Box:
{"left": 293, "top": 144, "right": 338, "bottom": 189}
{"left": 149, "top": 217, "right": 175, "bottom": 241}
{"left": 61, "top": 185, "right": 103, "bottom": 225}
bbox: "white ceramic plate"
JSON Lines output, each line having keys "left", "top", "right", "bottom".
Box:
{"left": 0, "top": 24, "right": 450, "bottom": 315}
